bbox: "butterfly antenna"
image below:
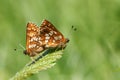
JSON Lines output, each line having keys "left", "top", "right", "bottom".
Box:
{"left": 72, "top": 25, "right": 77, "bottom": 31}
{"left": 19, "top": 43, "right": 25, "bottom": 50}
{"left": 67, "top": 25, "right": 77, "bottom": 37}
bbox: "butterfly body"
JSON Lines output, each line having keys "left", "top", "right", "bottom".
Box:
{"left": 24, "top": 19, "right": 69, "bottom": 57}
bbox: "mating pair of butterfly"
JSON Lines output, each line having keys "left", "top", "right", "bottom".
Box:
{"left": 24, "top": 19, "right": 69, "bottom": 57}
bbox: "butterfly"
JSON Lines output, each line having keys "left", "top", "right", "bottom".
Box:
{"left": 24, "top": 19, "right": 69, "bottom": 57}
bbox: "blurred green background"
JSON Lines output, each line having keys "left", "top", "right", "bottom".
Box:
{"left": 0, "top": 0, "right": 120, "bottom": 80}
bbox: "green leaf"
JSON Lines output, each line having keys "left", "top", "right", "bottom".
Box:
{"left": 10, "top": 49, "right": 63, "bottom": 80}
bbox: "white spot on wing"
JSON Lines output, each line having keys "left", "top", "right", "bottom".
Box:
{"left": 30, "top": 38, "right": 33, "bottom": 42}
{"left": 54, "top": 31, "right": 57, "bottom": 34}
{"left": 39, "top": 41, "right": 42, "bottom": 44}
{"left": 45, "top": 36, "right": 50, "bottom": 40}
{"left": 29, "top": 44, "right": 36, "bottom": 48}
{"left": 54, "top": 36, "right": 59, "bottom": 40}
{"left": 49, "top": 31, "right": 54, "bottom": 35}
{"left": 52, "top": 43, "right": 54, "bottom": 44}
{"left": 45, "top": 39, "right": 48, "bottom": 43}
{"left": 42, "top": 22, "right": 46, "bottom": 25}
{"left": 45, "top": 34, "right": 49, "bottom": 37}
{"left": 27, "top": 27, "right": 31, "bottom": 30}
{"left": 53, "top": 40, "right": 55, "bottom": 42}
{"left": 45, "top": 44, "right": 49, "bottom": 47}
{"left": 36, "top": 46, "right": 38, "bottom": 48}
{"left": 38, "top": 37, "right": 41, "bottom": 40}
{"left": 58, "top": 35, "right": 62, "bottom": 39}
{"left": 31, "top": 37, "right": 39, "bottom": 41}
{"left": 28, "top": 32, "right": 35, "bottom": 37}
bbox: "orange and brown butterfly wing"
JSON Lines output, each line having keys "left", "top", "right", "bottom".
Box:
{"left": 40, "top": 19, "right": 68, "bottom": 48}
{"left": 24, "top": 23, "right": 45, "bottom": 57}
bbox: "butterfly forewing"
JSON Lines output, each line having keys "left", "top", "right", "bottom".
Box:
{"left": 40, "top": 20, "right": 67, "bottom": 48}
{"left": 24, "top": 19, "right": 69, "bottom": 57}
